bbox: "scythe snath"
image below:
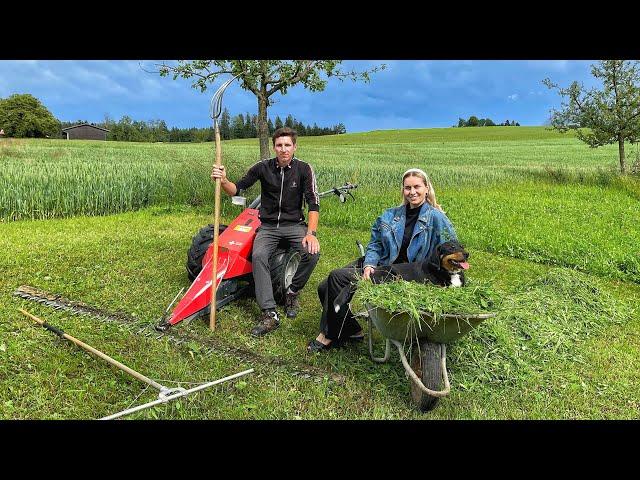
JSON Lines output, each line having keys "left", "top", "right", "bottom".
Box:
{"left": 19, "top": 308, "right": 253, "bottom": 420}
{"left": 209, "top": 73, "right": 241, "bottom": 331}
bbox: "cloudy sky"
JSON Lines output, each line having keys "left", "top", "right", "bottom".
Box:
{"left": 0, "top": 60, "right": 599, "bottom": 132}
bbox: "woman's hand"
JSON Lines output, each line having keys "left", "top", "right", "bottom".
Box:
{"left": 363, "top": 266, "right": 375, "bottom": 281}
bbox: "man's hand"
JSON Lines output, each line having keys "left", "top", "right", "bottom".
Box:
{"left": 302, "top": 234, "right": 320, "bottom": 255}
{"left": 362, "top": 266, "right": 375, "bottom": 281}
{"left": 211, "top": 165, "right": 227, "bottom": 183}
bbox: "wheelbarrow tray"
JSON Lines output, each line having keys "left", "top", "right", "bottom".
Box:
{"left": 367, "top": 304, "right": 495, "bottom": 344}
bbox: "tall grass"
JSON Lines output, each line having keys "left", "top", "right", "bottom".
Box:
{"left": 0, "top": 128, "right": 627, "bottom": 221}
{"left": 2, "top": 130, "right": 639, "bottom": 284}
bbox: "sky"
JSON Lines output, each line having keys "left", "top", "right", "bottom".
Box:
{"left": 0, "top": 60, "right": 600, "bottom": 132}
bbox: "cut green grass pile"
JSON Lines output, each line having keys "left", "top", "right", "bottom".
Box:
{"left": 353, "top": 278, "right": 498, "bottom": 322}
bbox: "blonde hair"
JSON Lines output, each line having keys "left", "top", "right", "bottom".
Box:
{"left": 401, "top": 168, "right": 443, "bottom": 212}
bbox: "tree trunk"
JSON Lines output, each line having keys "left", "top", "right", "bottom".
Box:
{"left": 618, "top": 135, "right": 627, "bottom": 174}
{"left": 257, "top": 88, "right": 270, "bottom": 160}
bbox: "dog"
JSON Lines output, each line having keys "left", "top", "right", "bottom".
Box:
{"left": 333, "top": 240, "right": 470, "bottom": 313}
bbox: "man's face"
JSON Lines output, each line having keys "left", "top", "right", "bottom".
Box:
{"left": 273, "top": 136, "right": 297, "bottom": 166}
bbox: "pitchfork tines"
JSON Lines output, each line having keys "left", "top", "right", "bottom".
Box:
{"left": 210, "top": 73, "right": 242, "bottom": 121}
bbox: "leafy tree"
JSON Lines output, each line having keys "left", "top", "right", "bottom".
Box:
{"left": 543, "top": 60, "right": 640, "bottom": 174}
{"left": 267, "top": 118, "right": 275, "bottom": 136}
{"left": 467, "top": 115, "right": 479, "bottom": 127}
{"left": 153, "top": 60, "right": 385, "bottom": 158}
{"left": 485, "top": 118, "right": 496, "bottom": 126}
{"left": 0, "top": 93, "right": 60, "bottom": 138}
{"left": 504, "top": 120, "right": 510, "bottom": 126}
{"left": 335, "top": 122, "right": 346, "bottom": 134}
{"left": 457, "top": 117, "right": 467, "bottom": 127}
{"left": 274, "top": 116, "right": 283, "bottom": 130}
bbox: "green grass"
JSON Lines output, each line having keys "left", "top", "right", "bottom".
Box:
{"left": 1, "top": 208, "right": 638, "bottom": 419}
{"left": 1, "top": 127, "right": 639, "bottom": 419}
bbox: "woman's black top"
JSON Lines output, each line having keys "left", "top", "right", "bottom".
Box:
{"left": 394, "top": 203, "right": 421, "bottom": 264}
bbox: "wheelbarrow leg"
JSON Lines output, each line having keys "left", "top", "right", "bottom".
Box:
{"left": 368, "top": 316, "right": 391, "bottom": 363}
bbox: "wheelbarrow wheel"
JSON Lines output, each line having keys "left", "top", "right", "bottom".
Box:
{"left": 409, "top": 341, "right": 442, "bottom": 412}
{"left": 186, "top": 224, "right": 228, "bottom": 281}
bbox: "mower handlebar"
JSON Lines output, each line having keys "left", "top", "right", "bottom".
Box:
{"left": 247, "top": 182, "right": 357, "bottom": 209}
{"left": 319, "top": 182, "right": 358, "bottom": 197}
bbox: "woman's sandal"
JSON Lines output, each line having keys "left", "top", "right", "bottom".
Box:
{"left": 307, "top": 338, "right": 336, "bottom": 353}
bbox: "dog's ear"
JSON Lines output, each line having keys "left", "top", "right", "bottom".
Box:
{"left": 425, "top": 244, "right": 444, "bottom": 271}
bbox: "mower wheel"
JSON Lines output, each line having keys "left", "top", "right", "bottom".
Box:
{"left": 270, "top": 248, "right": 301, "bottom": 305}
{"left": 186, "top": 224, "right": 227, "bottom": 281}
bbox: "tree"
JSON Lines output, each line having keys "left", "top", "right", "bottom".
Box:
{"left": 267, "top": 118, "right": 275, "bottom": 136}
{"left": 335, "top": 123, "right": 346, "bottom": 134}
{"left": 284, "top": 114, "right": 295, "bottom": 129}
{"left": 467, "top": 115, "right": 479, "bottom": 127}
{"left": 274, "top": 116, "right": 283, "bottom": 130}
{"left": 231, "top": 113, "right": 245, "bottom": 139}
{"left": 543, "top": 60, "right": 640, "bottom": 174}
{"left": 220, "top": 108, "right": 231, "bottom": 140}
{"left": 485, "top": 118, "right": 496, "bottom": 126}
{"left": 153, "top": 60, "right": 385, "bottom": 159}
{"left": 244, "top": 112, "right": 254, "bottom": 138}
{"left": 0, "top": 93, "right": 60, "bottom": 138}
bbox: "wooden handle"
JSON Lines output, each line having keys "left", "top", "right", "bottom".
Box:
{"left": 210, "top": 123, "right": 223, "bottom": 331}
{"left": 19, "top": 308, "right": 163, "bottom": 390}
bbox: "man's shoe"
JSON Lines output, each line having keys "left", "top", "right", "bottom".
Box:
{"left": 285, "top": 290, "right": 300, "bottom": 318}
{"left": 251, "top": 310, "right": 280, "bottom": 337}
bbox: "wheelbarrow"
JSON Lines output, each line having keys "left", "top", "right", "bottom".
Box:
{"left": 365, "top": 304, "right": 496, "bottom": 412}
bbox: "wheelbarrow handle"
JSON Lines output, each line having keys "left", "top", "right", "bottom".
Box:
{"left": 390, "top": 339, "right": 451, "bottom": 398}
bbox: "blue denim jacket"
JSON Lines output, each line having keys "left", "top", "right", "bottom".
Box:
{"left": 363, "top": 202, "right": 458, "bottom": 268}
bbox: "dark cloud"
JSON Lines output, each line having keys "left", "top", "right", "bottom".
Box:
{"left": 0, "top": 60, "right": 596, "bottom": 131}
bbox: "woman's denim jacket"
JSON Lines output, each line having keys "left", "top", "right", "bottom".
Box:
{"left": 363, "top": 202, "right": 458, "bottom": 268}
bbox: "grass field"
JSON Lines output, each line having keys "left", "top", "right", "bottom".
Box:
{"left": 1, "top": 127, "right": 639, "bottom": 419}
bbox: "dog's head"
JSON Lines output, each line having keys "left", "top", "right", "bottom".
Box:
{"left": 431, "top": 240, "right": 470, "bottom": 273}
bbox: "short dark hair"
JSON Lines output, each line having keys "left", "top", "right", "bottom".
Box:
{"left": 272, "top": 127, "right": 297, "bottom": 145}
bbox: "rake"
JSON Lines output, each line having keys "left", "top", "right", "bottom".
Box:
{"left": 19, "top": 308, "right": 253, "bottom": 420}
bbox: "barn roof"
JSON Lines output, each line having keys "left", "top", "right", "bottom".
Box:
{"left": 62, "top": 123, "right": 110, "bottom": 132}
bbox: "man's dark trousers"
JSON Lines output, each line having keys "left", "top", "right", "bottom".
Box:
{"left": 252, "top": 222, "right": 320, "bottom": 311}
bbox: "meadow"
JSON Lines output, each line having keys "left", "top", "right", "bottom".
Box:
{"left": 1, "top": 126, "right": 639, "bottom": 419}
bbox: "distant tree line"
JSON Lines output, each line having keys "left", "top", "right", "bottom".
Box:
{"left": 60, "top": 109, "right": 346, "bottom": 143}
{"left": 455, "top": 115, "right": 520, "bottom": 127}
{"left": 219, "top": 109, "right": 346, "bottom": 140}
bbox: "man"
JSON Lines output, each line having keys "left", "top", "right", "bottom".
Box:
{"left": 211, "top": 127, "right": 320, "bottom": 337}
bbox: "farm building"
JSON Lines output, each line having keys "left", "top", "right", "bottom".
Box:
{"left": 62, "top": 123, "right": 109, "bottom": 140}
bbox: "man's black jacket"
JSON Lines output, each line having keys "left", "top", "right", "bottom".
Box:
{"left": 235, "top": 157, "right": 319, "bottom": 226}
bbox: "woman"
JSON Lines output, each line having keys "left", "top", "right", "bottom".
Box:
{"left": 307, "top": 168, "right": 459, "bottom": 353}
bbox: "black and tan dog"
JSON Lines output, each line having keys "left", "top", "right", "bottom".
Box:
{"left": 333, "top": 240, "right": 470, "bottom": 313}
